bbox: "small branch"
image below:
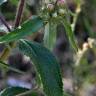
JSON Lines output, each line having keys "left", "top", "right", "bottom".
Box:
{"left": 73, "top": 45, "right": 89, "bottom": 96}
{"left": 14, "top": 0, "right": 25, "bottom": 27}
{"left": 0, "top": 0, "right": 26, "bottom": 61}
{"left": 0, "top": 60, "right": 25, "bottom": 74}
{"left": 0, "top": 13, "right": 11, "bottom": 31}
{"left": 16, "top": 90, "right": 36, "bottom": 96}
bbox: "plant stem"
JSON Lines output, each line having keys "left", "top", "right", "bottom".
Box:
{"left": 0, "top": 61, "right": 25, "bottom": 74}
{"left": 16, "top": 90, "right": 36, "bottom": 96}
{"left": 14, "top": 0, "right": 25, "bottom": 27}
{"left": 0, "top": 13, "right": 11, "bottom": 31}
{"left": 0, "top": 0, "right": 25, "bottom": 61}
{"left": 0, "top": 14, "right": 11, "bottom": 60}
{"left": 71, "top": 4, "right": 81, "bottom": 32}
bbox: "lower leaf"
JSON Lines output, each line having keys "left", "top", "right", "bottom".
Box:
{"left": 18, "top": 39, "right": 63, "bottom": 96}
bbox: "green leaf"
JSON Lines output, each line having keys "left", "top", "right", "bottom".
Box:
{"left": 0, "top": 16, "right": 44, "bottom": 43}
{"left": 0, "top": 87, "right": 39, "bottom": 96}
{"left": 18, "top": 39, "right": 63, "bottom": 96}
{"left": 43, "top": 22, "right": 57, "bottom": 51}
{"left": 0, "top": 0, "right": 7, "bottom": 5}
{"left": 62, "top": 19, "right": 78, "bottom": 51}
{"left": 0, "top": 87, "right": 28, "bottom": 96}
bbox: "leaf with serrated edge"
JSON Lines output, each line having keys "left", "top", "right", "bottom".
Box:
{"left": 18, "top": 39, "right": 63, "bottom": 96}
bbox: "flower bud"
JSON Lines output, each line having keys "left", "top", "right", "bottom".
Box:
{"left": 47, "top": 3, "right": 54, "bottom": 12}
{"left": 82, "top": 42, "right": 89, "bottom": 51}
{"left": 88, "top": 38, "right": 95, "bottom": 48}
{"left": 58, "top": 9, "right": 65, "bottom": 15}
{"left": 41, "top": 6, "right": 45, "bottom": 11}
{"left": 57, "top": 0, "right": 65, "bottom": 7}
{"left": 52, "top": 12, "right": 58, "bottom": 18}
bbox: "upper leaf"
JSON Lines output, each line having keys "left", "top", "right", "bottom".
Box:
{"left": 0, "top": 0, "right": 7, "bottom": 5}
{"left": 0, "top": 16, "right": 44, "bottom": 43}
{"left": 18, "top": 39, "right": 63, "bottom": 96}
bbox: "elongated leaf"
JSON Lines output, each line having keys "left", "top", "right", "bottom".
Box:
{"left": 0, "top": 16, "right": 44, "bottom": 43}
{"left": 18, "top": 39, "right": 63, "bottom": 96}
{"left": 0, "top": 87, "right": 28, "bottom": 96}
{"left": 62, "top": 19, "right": 78, "bottom": 51}
{"left": 0, "top": 0, "right": 7, "bottom": 5}
{"left": 43, "top": 22, "right": 57, "bottom": 51}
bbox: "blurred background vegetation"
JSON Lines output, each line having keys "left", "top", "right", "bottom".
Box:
{"left": 0, "top": 0, "right": 96, "bottom": 96}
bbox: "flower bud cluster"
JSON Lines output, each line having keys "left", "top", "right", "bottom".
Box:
{"left": 47, "top": 3, "right": 54, "bottom": 12}
{"left": 57, "top": 0, "right": 65, "bottom": 7}
{"left": 40, "top": 0, "right": 66, "bottom": 19}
